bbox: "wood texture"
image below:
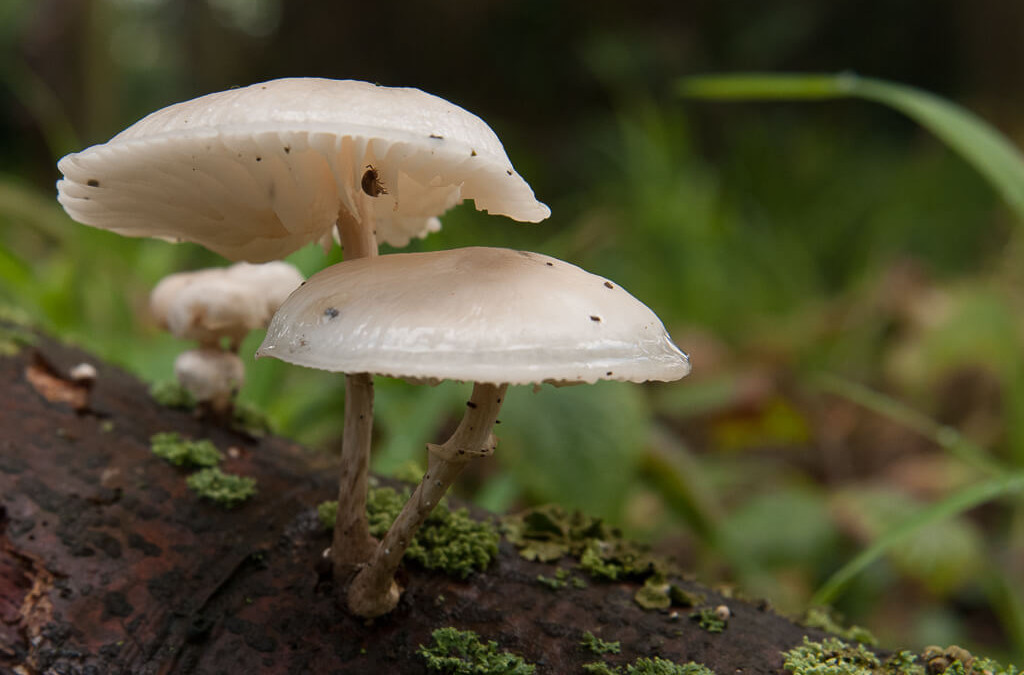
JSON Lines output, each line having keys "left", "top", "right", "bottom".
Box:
{"left": 0, "top": 329, "right": 831, "bottom": 674}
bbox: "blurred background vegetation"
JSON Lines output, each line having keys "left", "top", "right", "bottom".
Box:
{"left": 3, "top": 0, "right": 1024, "bottom": 663}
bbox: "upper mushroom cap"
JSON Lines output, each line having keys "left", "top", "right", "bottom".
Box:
{"left": 56, "top": 78, "right": 550, "bottom": 262}
{"left": 256, "top": 247, "right": 690, "bottom": 385}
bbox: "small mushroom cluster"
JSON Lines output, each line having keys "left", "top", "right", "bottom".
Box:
{"left": 149, "top": 261, "right": 304, "bottom": 415}
{"left": 56, "top": 77, "right": 690, "bottom": 619}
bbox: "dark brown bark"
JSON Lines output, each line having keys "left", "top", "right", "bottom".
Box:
{"left": 0, "top": 328, "right": 834, "bottom": 674}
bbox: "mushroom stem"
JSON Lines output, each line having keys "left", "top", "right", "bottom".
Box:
{"left": 331, "top": 200, "right": 381, "bottom": 580}
{"left": 347, "top": 382, "right": 508, "bottom": 618}
{"left": 331, "top": 372, "right": 379, "bottom": 578}
{"left": 336, "top": 202, "right": 378, "bottom": 260}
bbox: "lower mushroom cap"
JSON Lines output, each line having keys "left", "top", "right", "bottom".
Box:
{"left": 256, "top": 247, "right": 690, "bottom": 385}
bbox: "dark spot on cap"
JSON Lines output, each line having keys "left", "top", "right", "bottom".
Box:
{"left": 606, "top": 371, "right": 613, "bottom": 376}
{"left": 590, "top": 315, "right": 602, "bottom": 322}
{"left": 430, "top": 133, "right": 444, "bottom": 139}
{"left": 506, "top": 170, "right": 513, "bottom": 176}
{"left": 545, "top": 262, "right": 554, "bottom": 267}
{"left": 300, "top": 281, "right": 306, "bottom": 286}
{"left": 604, "top": 281, "right": 614, "bottom": 289}
{"left": 471, "top": 149, "right": 478, "bottom": 157}
{"left": 283, "top": 146, "right": 291, "bottom": 154}
{"left": 466, "top": 401, "right": 477, "bottom": 409}
{"left": 87, "top": 179, "right": 100, "bottom": 187}
{"left": 324, "top": 307, "right": 339, "bottom": 319}
{"left": 255, "top": 156, "right": 262, "bottom": 162}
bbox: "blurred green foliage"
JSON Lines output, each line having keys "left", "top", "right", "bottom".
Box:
{"left": 4, "top": 0, "right": 1024, "bottom": 665}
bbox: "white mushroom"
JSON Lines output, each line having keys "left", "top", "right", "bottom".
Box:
{"left": 256, "top": 247, "right": 690, "bottom": 616}
{"left": 58, "top": 78, "right": 550, "bottom": 576}
{"left": 56, "top": 77, "right": 550, "bottom": 262}
{"left": 174, "top": 348, "right": 245, "bottom": 414}
{"left": 258, "top": 247, "right": 690, "bottom": 385}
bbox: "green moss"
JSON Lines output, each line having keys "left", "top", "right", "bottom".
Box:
{"left": 628, "top": 659, "right": 716, "bottom": 675}
{"left": 690, "top": 608, "right": 727, "bottom": 634}
{"left": 319, "top": 486, "right": 500, "bottom": 579}
{"left": 536, "top": 567, "right": 586, "bottom": 590}
{"left": 186, "top": 467, "right": 256, "bottom": 507}
{"left": 150, "top": 432, "right": 223, "bottom": 468}
{"left": 317, "top": 500, "right": 338, "bottom": 531}
{"left": 232, "top": 400, "right": 271, "bottom": 436}
{"left": 887, "top": 652, "right": 925, "bottom": 675}
{"left": 921, "top": 646, "right": 1018, "bottom": 675}
{"left": 972, "top": 656, "right": 1020, "bottom": 675}
{"left": 779, "top": 638, "right": 1016, "bottom": 675}
{"left": 782, "top": 637, "right": 885, "bottom": 675}
{"left": 802, "top": 608, "right": 878, "bottom": 646}
{"left": 536, "top": 572, "right": 566, "bottom": 590}
{"left": 149, "top": 380, "right": 197, "bottom": 409}
{"left": 584, "top": 658, "right": 716, "bottom": 675}
{"left": 581, "top": 631, "right": 621, "bottom": 656}
{"left": 504, "top": 505, "right": 657, "bottom": 581}
{"left": 635, "top": 573, "right": 673, "bottom": 610}
{"left": 417, "top": 627, "right": 535, "bottom": 674}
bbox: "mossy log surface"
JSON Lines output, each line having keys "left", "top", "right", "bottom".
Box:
{"left": 0, "top": 330, "right": 834, "bottom": 674}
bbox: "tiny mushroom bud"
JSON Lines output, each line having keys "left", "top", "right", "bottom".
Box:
{"left": 257, "top": 247, "right": 689, "bottom": 616}
{"left": 151, "top": 261, "right": 304, "bottom": 350}
{"left": 174, "top": 348, "right": 245, "bottom": 415}
{"left": 69, "top": 362, "right": 98, "bottom": 387}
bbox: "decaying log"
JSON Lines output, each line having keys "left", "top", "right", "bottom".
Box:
{"left": 0, "top": 328, "right": 835, "bottom": 674}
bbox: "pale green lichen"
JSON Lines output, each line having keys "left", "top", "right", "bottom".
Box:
{"left": 921, "top": 646, "right": 1018, "bottom": 675}
{"left": 802, "top": 608, "right": 878, "bottom": 646}
{"left": 584, "top": 658, "right": 716, "bottom": 675}
{"left": 503, "top": 505, "right": 658, "bottom": 581}
{"left": 537, "top": 567, "right": 587, "bottom": 590}
{"left": 690, "top": 608, "right": 727, "bottom": 634}
{"left": 317, "top": 500, "right": 338, "bottom": 531}
{"left": 635, "top": 573, "right": 673, "bottom": 610}
{"left": 417, "top": 627, "right": 535, "bottom": 674}
{"left": 580, "top": 631, "right": 620, "bottom": 655}
{"left": 319, "top": 486, "right": 499, "bottom": 579}
{"left": 231, "top": 400, "right": 272, "bottom": 436}
{"left": 149, "top": 380, "right": 197, "bottom": 409}
{"left": 782, "top": 637, "right": 895, "bottom": 675}
{"left": 150, "top": 432, "right": 223, "bottom": 468}
{"left": 186, "top": 467, "right": 256, "bottom": 507}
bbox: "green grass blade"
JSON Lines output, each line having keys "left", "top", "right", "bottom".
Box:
{"left": 812, "top": 472, "right": 1024, "bottom": 606}
{"left": 810, "top": 373, "right": 1007, "bottom": 478}
{"left": 678, "top": 72, "right": 1024, "bottom": 222}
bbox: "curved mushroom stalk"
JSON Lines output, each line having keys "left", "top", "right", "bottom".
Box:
{"left": 347, "top": 382, "right": 507, "bottom": 618}
{"left": 331, "top": 372, "right": 378, "bottom": 577}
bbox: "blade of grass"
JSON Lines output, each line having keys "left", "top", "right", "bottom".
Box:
{"left": 812, "top": 472, "right": 1024, "bottom": 606}
{"left": 678, "top": 72, "right": 1024, "bottom": 223}
{"left": 809, "top": 373, "right": 1007, "bottom": 478}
